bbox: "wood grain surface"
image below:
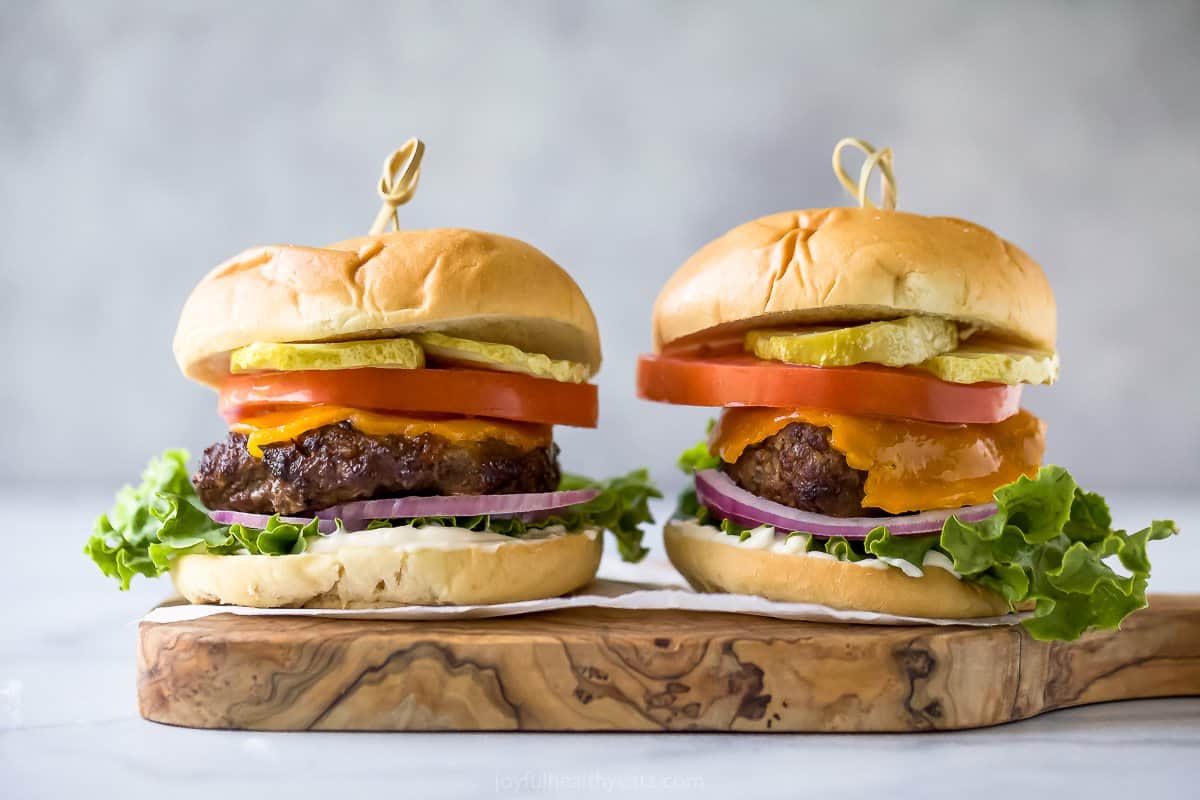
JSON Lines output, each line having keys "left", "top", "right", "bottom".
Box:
{"left": 138, "top": 594, "right": 1200, "bottom": 732}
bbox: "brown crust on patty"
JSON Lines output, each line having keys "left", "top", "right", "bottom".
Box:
{"left": 721, "top": 421, "right": 871, "bottom": 517}
{"left": 193, "top": 422, "right": 560, "bottom": 515}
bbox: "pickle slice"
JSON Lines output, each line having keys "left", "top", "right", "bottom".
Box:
{"left": 746, "top": 316, "right": 958, "bottom": 368}
{"left": 415, "top": 332, "right": 591, "bottom": 383}
{"left": 918, "top": 344, "right": 1060, "bottom": 385}
{"left": 230, "top": 338, "right": 424, "bottom": 373}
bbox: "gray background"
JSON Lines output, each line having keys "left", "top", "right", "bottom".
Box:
{"left": 2, "top": 0, "right": 1198, "bottom": 494}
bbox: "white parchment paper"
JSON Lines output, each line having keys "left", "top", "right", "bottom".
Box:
{"left": 143, "top": 555, "right": 1026, "bottom": 627}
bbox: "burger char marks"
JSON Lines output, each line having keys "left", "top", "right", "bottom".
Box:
{"left": 721, "top": 422, "right": 872, "bottom": 517}
{"left": 193, "top": 422, "right": 560, "bottom": 515}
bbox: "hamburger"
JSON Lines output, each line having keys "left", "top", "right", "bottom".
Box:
{"left": 638, "top": 139, "right": 1176, "bottom": 641}
{"left": 86, "top": 147, "right": 657, "bottom": 608}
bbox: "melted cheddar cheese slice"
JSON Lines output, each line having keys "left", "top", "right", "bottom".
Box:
{"left": 230, "top": 406, "right": 552, "bottom": 458}
{"left": 710, "top": 407, "right": 1045, "bottom": 514}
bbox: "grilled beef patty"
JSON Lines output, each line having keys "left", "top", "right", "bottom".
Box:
{"left": 721, "top": 421, "right": 870, "bottom": 517}
{"left": 194, "top": 422, "right": 560, "bottom": 515}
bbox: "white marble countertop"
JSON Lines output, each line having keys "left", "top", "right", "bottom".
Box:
{"left": 3, "top": 489, "right": 1197, "bottom": 799}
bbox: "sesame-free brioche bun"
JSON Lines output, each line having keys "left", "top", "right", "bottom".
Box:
{"left": 664, "top": 521, "right": 1009, "bottom": 619}
{"left": 653, "top": 207, "right": 1056, "bottom": 352}
{"left": 170, "top": 528, "right": 602, "bottom": 608}
{"left": 174, "top": 228, "right": 602, "bottom": 387}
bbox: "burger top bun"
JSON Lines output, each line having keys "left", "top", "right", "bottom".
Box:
{"left": 174, "top": 228, "right": 602, "bottom": 387}
{"left": 652, "top": 207, "right": 1056, "bottom": 352}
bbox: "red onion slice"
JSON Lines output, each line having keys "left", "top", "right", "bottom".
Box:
{"left": 208, "top": 509, "right": 339, "bottom": 534}
{"left": 313, "top": 489, "right": 600, "bottom": 523}
{"left": 209, "top": 488, "right": 601, "bottom": 535}
{"left": 693, "top": 469, "right": 996, "bottom": 539}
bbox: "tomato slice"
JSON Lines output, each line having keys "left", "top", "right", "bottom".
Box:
{"left": 219, "top": 368, "right": 598, "bottom": 428}
{"left": 636, "top": 353, "right": 1020, "bottom": 424}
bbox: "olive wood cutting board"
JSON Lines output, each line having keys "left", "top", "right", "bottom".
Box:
{"left": 137, "top": 594, "right": 1200, "bottom": 732}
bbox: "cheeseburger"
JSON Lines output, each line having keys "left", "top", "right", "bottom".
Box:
{"left": 639, "top": 139, "right": 1175, "bottom": 641}
{"left": 86, "top": 141, "right": 657, "bottom": 608}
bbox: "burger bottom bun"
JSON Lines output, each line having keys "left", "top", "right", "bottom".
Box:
{"left": 664, "top": 520, "right": 1009, "bottom": 619}
{"left": 170, "top": 529, "right": 602, "bottom": 608}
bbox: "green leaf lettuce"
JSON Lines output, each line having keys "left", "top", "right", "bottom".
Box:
{"left": 940, "top": 466, "right": 1177, "bottom": 641}
{"left": 675, "top": 420, "right": 720, "bottom": 520}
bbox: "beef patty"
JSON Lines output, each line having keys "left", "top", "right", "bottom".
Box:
{"left": 721, "top": 422, "right": 870, "bottom": 517}
{"left": 194, "top": 422, "right": 560, "bottom": 515}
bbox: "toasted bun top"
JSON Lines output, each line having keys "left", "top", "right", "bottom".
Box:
{"left": 652, "top": 208, "right": 1056, "bottom": 351}
{"left": 174, "top": 229, "right": 601, "bottom": 387}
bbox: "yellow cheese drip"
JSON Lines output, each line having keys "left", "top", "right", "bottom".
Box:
{"left": 710, "top": 407, "right": 1045, "bottom": 514}
{"left": 230, "top": 406, "right": 552, "bottom": 458}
